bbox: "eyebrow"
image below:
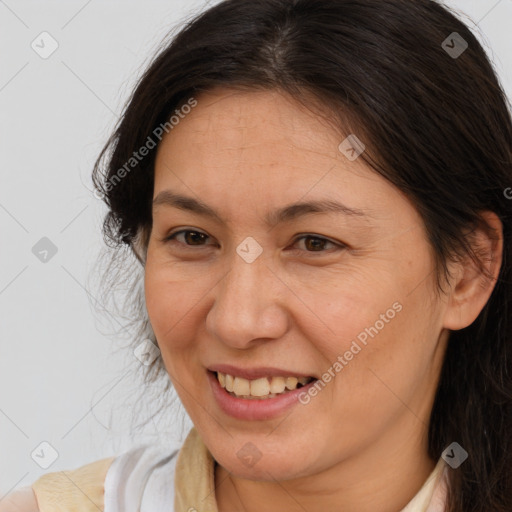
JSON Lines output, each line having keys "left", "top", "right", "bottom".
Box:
{"left": 152, "top": 190, "right": 371, "bottom": 227}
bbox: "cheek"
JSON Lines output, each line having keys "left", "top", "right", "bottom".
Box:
{"left": 301, "top": 264, "right": 439, "bottom": 400}
{"left": 291, "top": 269, "right": 403, "bottom": 359}
{"left": 144, "top": 260, "right": 204, "bottom": 351}
{"left": 314, "top": 251, "right": 437, "bottom": 368}
{"left": 144, "top": 269, "right": 175, "bottom": 334}
{"left": 144, "top": 267, "right": 208, "bottom": 393}
{"left": 320, "top": 289, "right": 440, "bottom": 430}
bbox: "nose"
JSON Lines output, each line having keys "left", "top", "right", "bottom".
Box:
{"left": 205, "top": 249, "right": 289, "bottom": 349}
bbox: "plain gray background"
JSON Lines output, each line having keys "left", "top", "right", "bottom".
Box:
{"left": 1, "top": 0, "right": 511, "bottom": 496}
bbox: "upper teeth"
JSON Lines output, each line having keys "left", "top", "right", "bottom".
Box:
{"left": 216, "top": 372, "right": 312, "bottom": 398}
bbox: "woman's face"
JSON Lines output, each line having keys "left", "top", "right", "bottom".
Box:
{"left": 145, "top": 88, "right": 451, "bottom": 480}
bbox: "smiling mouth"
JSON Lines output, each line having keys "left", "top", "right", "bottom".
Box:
{"left": 215, "top": 371, "right": 316, "bottom": 399}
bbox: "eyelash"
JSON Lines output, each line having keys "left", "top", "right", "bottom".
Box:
{"left": 162, "top": 229, "right": 345, "bottom": 253}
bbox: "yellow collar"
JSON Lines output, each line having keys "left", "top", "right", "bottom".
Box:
{"left": 174, "top": 427, "right": 219, "bottom": 512}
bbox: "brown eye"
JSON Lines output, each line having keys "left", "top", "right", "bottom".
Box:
{"left": 165, "top": 229, "right": 211, "bottom": 246}
{"left": 293, "top": 235, "right": 343, "bottom": 253}
{"left": 304, "top": 236, "right": 329, "bottom": 251}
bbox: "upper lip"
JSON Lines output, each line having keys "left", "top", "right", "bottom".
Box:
{"left": 208, "top": 364, "right": 316, "bottom": 380}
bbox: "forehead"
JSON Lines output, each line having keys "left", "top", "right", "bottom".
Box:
{"left": 154, "top": 88, "right": 375, "bottom": 189}
{"left": 151, "top": 88, "right": 424, "bottom": 241}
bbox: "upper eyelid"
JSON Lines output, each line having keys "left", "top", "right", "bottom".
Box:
{"left": 163, "top": 229, "right": 215, "bottom": 247}
{"left": 165, "top": 228, "right": 210, "bottom": 241}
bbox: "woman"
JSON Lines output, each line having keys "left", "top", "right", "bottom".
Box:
{"left": 4, "top": 0, "right": 511, "bottom": 510}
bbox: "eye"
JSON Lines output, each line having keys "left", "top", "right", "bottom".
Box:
{"left": 163, "top": 229, "right": 214, "bottom": 247}
{"left": 162, "top": 230, "right": 345, "bottom": 254}
{"left": 291, "top": 234, "right": 344, "bottom": 253}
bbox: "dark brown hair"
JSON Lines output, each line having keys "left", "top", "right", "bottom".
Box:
{"left": 92, "top": 1, "right": 512, "bottom": 510}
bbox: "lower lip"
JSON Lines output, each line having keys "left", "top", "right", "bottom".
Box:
{"left": 207, "top": 370, "right": 318, "bottom": 421}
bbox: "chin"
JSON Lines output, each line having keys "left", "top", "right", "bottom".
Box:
{"left": 213, "top": 440, "right": 316, "bottom": 482}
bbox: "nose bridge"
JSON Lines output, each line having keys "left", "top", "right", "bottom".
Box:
{"left": 206, "top": 245, "right": 287, "bottom": 347}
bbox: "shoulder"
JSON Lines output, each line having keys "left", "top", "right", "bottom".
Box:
{"left": 0, "top": 486, "right": 39, "bottom": 512}
{"left": 3, "top": 444, "right": 179, "bottom": 512}
{"left": 29, "top": 454, "right": 116, "bottom": 512}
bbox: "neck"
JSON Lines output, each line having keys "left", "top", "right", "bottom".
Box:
{"left": 215, "top": 421, "right": 437, "bottom": 512}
